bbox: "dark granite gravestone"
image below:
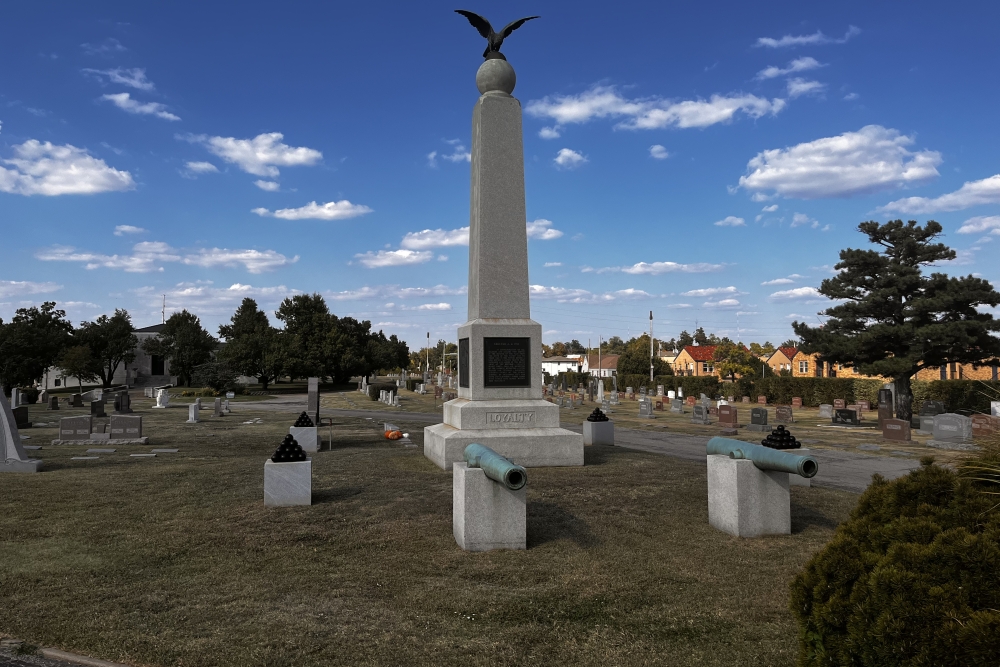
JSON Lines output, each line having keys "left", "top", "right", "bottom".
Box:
{"left": 110, "top": 415, "right": 143, "bottom": 440}
{"left": 857, "top": 399, "right": 871, "bottom": 411}
{"left": 833, "top": 399, "right": 846, "bottom": 410}
{"left": 878, "top": 388, "right": 893, "bottom": 408}
{"left": 847, "top": 404, "right": 863, "bottom": 418}
{"left": 920, "top": 400, "right": 945, "bottom": 416}
{"left": 751, "top": 407, "right": 768, "bottom": 425}
{"left": 775, "top": 406, "right": 793, "bottom": 424}
{"left": 307, "top": 377, "right": 320, "bottom": 425}
{"left": 757, "top": 395, "right": 767, "bottom": 405}
{"left": 90, "top": 400, "right": 106, "bottom": 418}
{"left": 48, "top": 396, "right": 59, "bottom": 410}
{"left": 742, "top": 396, "right": 750, "bottom": 404}
{"left": 791, "top": 397, "right": 802, "bottom": 408}
{"left": 692, "top": 404, "right": 711, "bottom": 425}
{"left": 12, "top": 406, "right": 31, "bottom": 430}
{"left": 833, "top": 409, "right": 860, "bottom": 426}
{"left": 882, "top": 418, "right": 911, "bottom": 441}
{"left": 972, "top": 414, "right": 999, "bottom": 439}
{"left": 113, "top": 391, "right": 132, "bottom": 414}
{"left": 719, "top": 405, "right": 738, "bottom": 426}
{"left": 59, "top": 416, "right": 92, "bottom": 440}
{"left": 70, "top": 393, "right": 83, "bottom": 407}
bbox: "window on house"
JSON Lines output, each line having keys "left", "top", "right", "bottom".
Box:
{"left": 54, "top": 379, "right": 61, "bottom": 387}
{"left": 993, "top": 366, "right": 998, "bottom": 381}
{"left": 799, "top": 360, "right": 809, "bottom": 373}
{"left": 940, "top": 365, "right": 947, "bottom": 381}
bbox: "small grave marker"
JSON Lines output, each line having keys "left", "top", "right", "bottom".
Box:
{"left": 775, "top": 406, "right": 793, "bottom": 424}
{"left": 791, "top": 397, "right": 802, "bottom": 408}
{"left": 882, "top": 418, "right": 910, "bottom": 441}
{"left": 833, "top": 399, "right": 846, "bottom": 410}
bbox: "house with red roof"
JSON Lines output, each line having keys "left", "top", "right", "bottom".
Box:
{"left": 766, "top": 346, "right": 797, "bottom": 374}
{"left": 673, "top": 345, "right": 720, "bottom": 377}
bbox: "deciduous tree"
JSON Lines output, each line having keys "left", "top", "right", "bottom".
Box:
{"left": 77, "top": 309, "right": 138, "bottom": 388}
{"left": 0, "top": 302, "right": 72, "bottom": 391}
{"left": 57, "top": 345, "right": 101, "bottom": 391}
{"left": 142, "top": 310, "right": 217, "bottom": 387}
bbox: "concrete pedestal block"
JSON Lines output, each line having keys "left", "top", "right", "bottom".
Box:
{"left": 289, "top": 426, "right": 319, "bottom": 453}
{"left": 583, "top": 420, "right": 614, "bottom": 446}
{"left": 264, "top": 459, "right": 312, "bottom": 507}
{"left": 425, "top": 422, "right": 583, "bottom": 470}
{"left": 788, "top": 448, "right": 811, "bottom": 487}
{"left": 453, "top": 462, "right": 525, "bottom": 551}
{"left": 707, "top": 455, "right": 790, "bottom": 538}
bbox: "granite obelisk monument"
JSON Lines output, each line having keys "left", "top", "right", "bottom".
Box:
{"left": 424, "top": 30, "right": 584, "bottom": 470}
{"left": 1, "top": 392, "right": 42, "bottom": 473}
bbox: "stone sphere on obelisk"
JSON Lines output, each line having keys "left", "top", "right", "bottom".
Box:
{"left": 423, "top": 34, "right": 584, "bottom": 470}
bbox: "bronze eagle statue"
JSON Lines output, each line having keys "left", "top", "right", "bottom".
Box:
{"left": 455, "top": 10, "right": 539, "bottom": 59}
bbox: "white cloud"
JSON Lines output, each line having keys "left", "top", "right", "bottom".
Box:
{"left": 133, "top": 282, "right": 299, "bottom": 317}
{"left": 554, "top": 148, "right": 587, "bottom": 169}
{"left": 401, "top": 227, "right": 470, "bottom": 250}
{"left": 762, "top": 204, "right": 779, "bottom": 212}
{"left": 649, "top": 145, "right": 669, "bottom": 159}
{"left": 667, "top": 303, "right": 692, "bottom": 309}
{"left": 879, "top": 174, "right": 1000, "bottom": 214}
{"left": 37, "top": 241, "right": 296, "bottom": 274}
{"left": 957, "top": 216, "right": 1000, "bottom": 235}
{"left": 526, "top": 219, "right": 564, "bottom": 240}
{"left": 681, "top": 286, "right": 741, "bottom": 297}
{"left": 0, "top": 280, "right": 62, "bottom": 299}
{"left": 755, "top": 26, "right": 861, "bottom": 48}
{"left": 101, "top": 93, "right": 180, "bottom": 121}
{"left": 354, "top": 249, "right": 434, "bottom": 268}
{"left": 82, "top": 67, "right": 154, "bottom": 91}
{"left": 0, "top": 140, "right": 134, "bottom": 196}
{"left": 113, "top": 225, "right": 146, "bottom": 236}
{"left": 413, "top": 303, "right": 451, "bottom": 311}
{"left": 703, "top": 298, "right": 741, "bottom": 308}
{"left": 81, "top": 38, "right": 127, "bottom": 56}
{"left": 787, "top": 78, "right": 826, "bottom": 98}
{"left": 184, "top": 161, "right": 218, "bottom": 175}
{"left": 791, "top": 213, "right": 820, "bottom": 228}
{"left": 844, "top": 92, "right": 860, "bottom": 101}
{"left": 321, "top": 284, "right": 465, "bottom": 301}
{"left": 616, "top": 261, "right": 724, "bottom": 275}
{"left": 183, "top": 132, "right": 321, "bottom": 178}
{"left": 761, "top": 278, "right": 795, "bottom": 285}
{"left": 530, "top": 285, "right": 595, "bottom": 302}
{"left": 769, "top": 286, "right": 823, "bottom": 301}
{"left": 544, "top": 262, "right": 562, "bottom": 267}
{"left": 254, "top": 180, "right": 280, "bottom": 191}
{"left": 739, "top": 125, "right": 941, "bottom": 199}
{"left": 252, "top": 200, "right": 372, "bottom": 221}
{"left": 755, "top": 57, "right": 824, "bottom": 80}
{"left": 182, "top": 248, "right": 299, "bottom": 273}
{"left": 527, "top": 86, "right": 786, "bottom": 132}
{"left": 714, "top": 216, "right": 746, "bottom": 227}
{"left": 427, "top": 140, "right": 470, "bottom": 167}
{"left": 539, "top": 127, "right": 560, "bottom": 139}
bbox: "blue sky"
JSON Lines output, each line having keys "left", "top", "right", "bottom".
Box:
{"left": 3, "top": 1, "right": 1000, "bottom": 349}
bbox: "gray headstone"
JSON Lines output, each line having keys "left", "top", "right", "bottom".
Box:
{"left": 110, "top": 415, "right": 142, "bottom": 439}
{"left": 931, "top": 413, "right": 972, "bottom": 446}
{"left": 774, "top": 406, "right": 793, "bottom": 424}
{"left": 187, "top": 404, "right": 199, "bottom": 423}
{"left": 307, "top": 377, "right": 320, "bottom": 424}
{"left": 818, "top": 404, "right": 833, "bottom": 418}
{"left": 670, "top": 398, "right": 683, "bottom": 413}
{"left": 692, "top": 404, "right": 711, "bottom": 424}
{"left": 214, "top": 397, "right": 223, "bottom": 417}
{"left": 919, "top": 415, "right": 936, "bottom": 433}
{"left": 638, "top": 399, "right": 653, "bottom": 418}
{"left": 750, "top": 407, "right": 768, "bottom": 426}
{"left": 59, "top": 415, "right": 93, "bottom": 440}
{"left": 2, "top": 393, "right": 42, "bottom": 471}
{"left": 991, "top": 401, "right": 1000, "bottom": 417}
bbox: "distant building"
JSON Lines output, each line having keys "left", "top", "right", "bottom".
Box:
{"left": 673, "top": 345, "right": 719, "bottom": 377}
{"left": 39, "top": 323, "right": 173, "bottom": 390}
{"left": 583, "top": 353, "right": 619, "bottom": 378}
{"left": 767, "top": 347, "right": 797, "bottom": 374}
{"left": 541, "top": 355, "right": 584, "bottom": 377}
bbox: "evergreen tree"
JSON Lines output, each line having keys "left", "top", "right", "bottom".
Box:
{"left": 793, "top": 220, "right": 1000, "bottom": 421}
{"left": 218, "top": 298, "right": 285, "bottom": 390}
{"left": 677, "top": 330, "right": 694, "bottom": 348}
{"left": 142, "top": 310, "right": 217, "bottom": 387}
{"left": 693, "top": 327, "right": 709, "bottom": 345}
{"left": 76, "top": 309, "right": 138, "bottom": 388}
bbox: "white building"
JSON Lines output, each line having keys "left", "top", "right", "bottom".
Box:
{"left": 582, "top": 353, "right": 619, "bottom": 378}
{"left": 541, "top": 355, "right": 584, "bottom": 377}
{"left": 39, "top": 323, "right": 173, "bottom": 390}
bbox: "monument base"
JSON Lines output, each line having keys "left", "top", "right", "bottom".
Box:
{"left": 2, "top": 458, "right": 43, "bottom": 473}
{"left": 453, "top": 462, "right": 525, "bottom": 551}
{"left": 424, "top": 422, "right": 582, "bottom": 470}
{"left": 707, "top": 455, "right": 790, "bottom": 538}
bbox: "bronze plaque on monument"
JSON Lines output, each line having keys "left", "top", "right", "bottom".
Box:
{"left": 483, "top": 337, "right": 531, "bottom": 388}
{"left": 458, "top": 338, "right": 470, "bottom": 388}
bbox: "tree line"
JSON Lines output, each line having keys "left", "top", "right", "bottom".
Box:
{"left": 0, "top": 293, "right": 410, "bottom": 392}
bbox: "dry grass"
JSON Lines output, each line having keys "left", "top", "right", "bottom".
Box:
{"left": 1, "top": 398, "right": 857, "bottom": 667}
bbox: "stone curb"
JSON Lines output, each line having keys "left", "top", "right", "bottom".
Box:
{"left": 39, "top": 648, "right": 131, "bottom": 667}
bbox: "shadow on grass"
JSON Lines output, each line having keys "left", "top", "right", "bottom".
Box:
{"left": 790, "top": 500, "right": 840, "bottom": 534}
{"left": 528, "top": 501, "right": 598, "bottom": 548}
{"left": 583, "top": 445, "right": 616, "bottom": 466}
{"left": 312, "top": 486, "right": 365, "bottom": 504}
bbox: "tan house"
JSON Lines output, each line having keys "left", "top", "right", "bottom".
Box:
{"left": 673, "top": 345, "right": 720, "bottom": 377}
{"left": 583, "top": 354, "right": 619, "bottom": 378}
{"left": 789, "top": 351, "right": 878, "bottom": 378}
{"left": 916, "top": 362, "right": 999, "bottom": 381}
{"left": 766, "top": 347, "right": 797, "bottom": 374}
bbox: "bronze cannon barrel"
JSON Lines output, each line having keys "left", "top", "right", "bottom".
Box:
{"left": 707, "top": 437, "right": 818, "bottom": 478}
{"left": 463, "top": 443, "right": 527, "bottom": 490}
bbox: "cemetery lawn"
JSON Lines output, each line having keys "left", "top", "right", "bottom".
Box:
{"left": 1, "top": 399, "right": 858, "bottom": 667}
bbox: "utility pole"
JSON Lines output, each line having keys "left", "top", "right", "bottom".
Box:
{"left": 161, "top": 294, "right": 166, "bottom": 324}
{"left": 649, "top": 310, "right": 654, "bottom": 383}
{"left": 425, "top": 332, "right": 430, "bottom": 383}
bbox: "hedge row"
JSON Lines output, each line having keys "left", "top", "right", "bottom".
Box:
{"left": 367, "top": 382, "right": 397, "bottom": 401}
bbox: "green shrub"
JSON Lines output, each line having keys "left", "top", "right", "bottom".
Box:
{"left": 405, "top": 378, "right": 421, "bottom": 392}
{"left": 367, "top": 382, "right": 396, "bottom": 401}
{"left": 790, "top": 460, "right": 1000, "bottom": 666}
{"left": 19, "top": 387, "right": 39, "bottom": 404}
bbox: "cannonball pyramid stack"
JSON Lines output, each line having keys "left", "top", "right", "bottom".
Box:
{"left": 271, "top": 434, "right": 307, "bottom": 463}
{"left": 761, "top": 425, "right": 801, "bottom": 450}
{"left": 293, "top": 411, "right": 315, "bottom": 428}
{"left": 586, "top": 408, "right": 609, "bottom": 422}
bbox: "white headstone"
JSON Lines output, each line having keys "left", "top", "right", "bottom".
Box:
{"left": 187, "top": 403, "right": 199, "bottom": 424}
{"left": 153, "top": 389, "right": 170, "bottom": 408}
{"left": 667, "top": 390, "right": 676, "bottom": 400}
{"left": 992, "top": 401, "right": 1000, "bottom": 417}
